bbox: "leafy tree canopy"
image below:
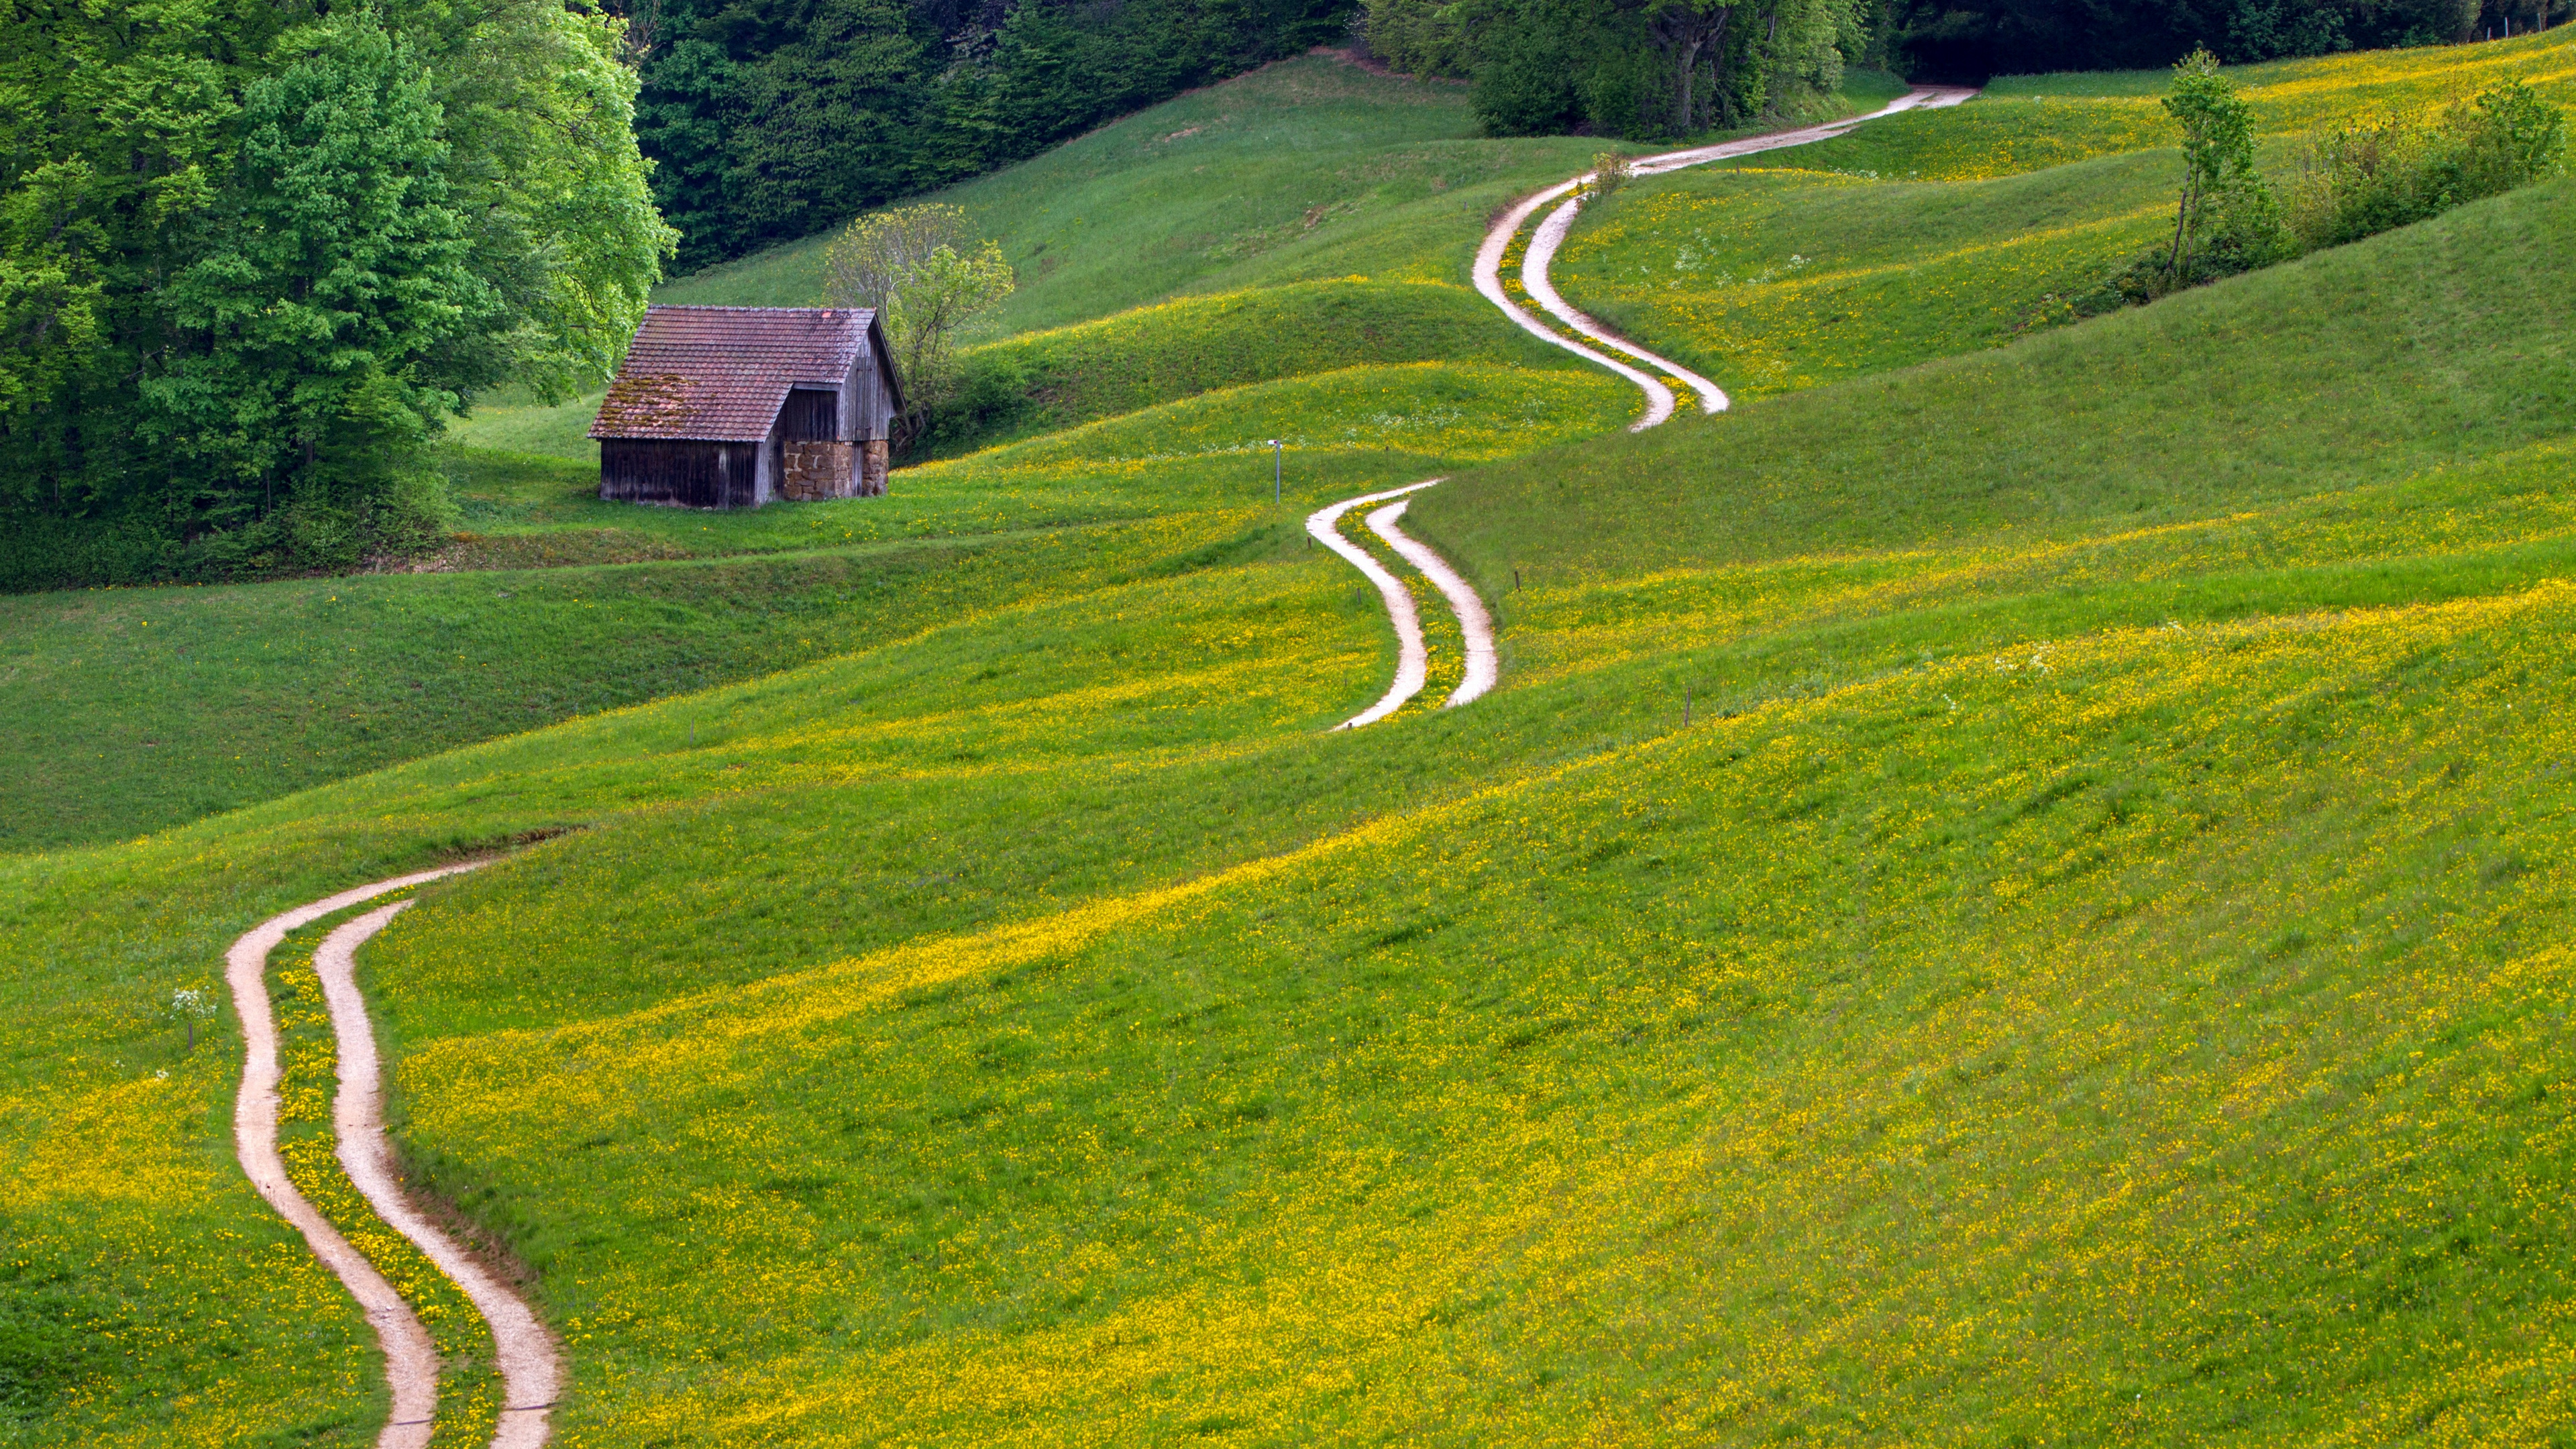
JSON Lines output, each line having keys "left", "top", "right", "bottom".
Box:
{"left": 822, "top": 202, "right": 1014, "bottom": 441}
{"left": 629, "top": 0, "right": 1353, "bottom": 272}
{"left": 0, "top": 0, "right": 675, "bottom": 587}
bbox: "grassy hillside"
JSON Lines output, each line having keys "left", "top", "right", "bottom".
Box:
{"left": 1437, "top": 175, "right": 2576, "bottom": 578}
{"left": 451, "top": 50, "right": 1908, "bottom": 468}
{"left": 17, "top": 48, "right": 1915, "bottom": 855}
{"left": 11, "top": 30, "right": 2576, "bottom": 1449}
{"left": 6, "top": 47, "right": 2576, "bottom": 1433}
{"left": 1554, "top": 26, "right": 2576, "bottom": 402}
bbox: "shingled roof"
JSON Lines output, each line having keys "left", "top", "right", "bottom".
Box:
{"left": 590, "top": 306, "right": 880, "bottom": 442}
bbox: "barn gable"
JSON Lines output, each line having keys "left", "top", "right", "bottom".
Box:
{"left": 589, "top": 305, "right": 904, "bottom": 508}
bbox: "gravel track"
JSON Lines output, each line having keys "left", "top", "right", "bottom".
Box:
{"left": 1307, "top": 478, "right": 1503, "bottom": 729}
{"left": 228, "top": 863, "right": 561, "bottom": 1448}
{"left": 1320, "top": 89, "right": 1977, "bottom": 725}
{"left": 1366, "top": 496, "right": 1498, "bottom": 708}
{"left": 1478, "top": 87, "right": 1979, "bottom": 427}
{"left": 1309, "top": 481, "right": 1442, "bottom": 728}
{"left": 318, "top": 903, "right": 563, "bottom": 1448}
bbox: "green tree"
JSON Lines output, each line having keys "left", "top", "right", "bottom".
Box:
{"left": 2159, "top": 46, "right": 2281, "bottom": 288}
{"left": 821, "top": 203, "right": 1014, "bottom": 444}
{"left": 0, "top": 0, "right": 260, "bottom": 525}
{"left": 141, "top": 19, "right": 500, "bottom": 570}
{"left": 0, "top": 0, "right": 674, "bottom": 587}
{"left": 425, "top": 0, "right": 678, "bottom": 402}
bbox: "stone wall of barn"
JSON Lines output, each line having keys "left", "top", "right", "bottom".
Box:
{"left": 778, "top": 441, "right": 857, "bottom": 500}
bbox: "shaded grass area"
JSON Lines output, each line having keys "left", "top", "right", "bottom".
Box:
{"left": 0, "top": 515, "right": 1294, "bottom": 854}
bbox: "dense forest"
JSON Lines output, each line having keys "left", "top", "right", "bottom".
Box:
{"left": 1, "top": 0, "right": 671, "bottom": 587}
{"left": 629, "top": 0, "right": 1354, "bottom": 270}
{"left": 1882, "top": 0, "right": 2566, "bottom": 78}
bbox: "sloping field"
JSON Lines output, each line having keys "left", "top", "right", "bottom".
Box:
{"left": 6, "top": 66, "right": 2574, "bottom": 1428}
{"left": 1552, "top": 26, "right": 2576, "bottom": 402}
{"left": 9, "top": 50, "right": 1913, "bottom": 855}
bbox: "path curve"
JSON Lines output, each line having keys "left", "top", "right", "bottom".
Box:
{"left": 1309, "top": 481, "right": 1443, "bottom": 728}
{"left": 1365, "top": 498, "right": 1497, "bottom": 708}
{"left": 1308, "top": 479, "right": 1503, "bottom": 727}
{"left": 1478, "top": 86, "right": 1978, "bottom": 427}
{"left": 319, "top": 904, "right": 564, "bottom": 1449}
{"left": 227, "top": 863, "right": 560, "bottom": 1448}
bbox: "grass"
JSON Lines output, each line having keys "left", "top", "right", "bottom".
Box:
{"left": 8, "top": 38, "right": 2576, "bottom": 1449}
{"left": 928, "top": 277, "right": 1584, "bottom": 456}
{"left": 453, "top": 50, "right": 1913, "bottom": 464}
{"left": 1552, "top": 152, "right": 2177, "bottom": 396}
{"left": 21, "top": 49, "right": 1709, "bottom": 855}
{"left": 1425, "top": 176, "right": 2576, "bottom": 580}
{"left": 1550, "top": 25, "right": 2576, "bottom": 405}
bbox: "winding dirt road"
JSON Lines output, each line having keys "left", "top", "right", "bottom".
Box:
{"left": 1307, "top": 479, "right": 1503, "bottom": 727}
{"left": 1476, "top": 86, "right": 1978, "bottom": 426}
{"left": 228, "top": 865, "right": 562, "bottom": 1448}
{"left": 1309, "top": 482, "right": 1441, "bottom": 728}
{"left": 1313, "top": 93, "right": 1980, "bottom": 722}
{"left": 1367, "top": 496, "right": 1498, "bottom": 708}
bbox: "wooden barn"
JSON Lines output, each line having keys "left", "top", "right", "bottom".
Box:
{"left": 588, "top": 305, "right": 904, "bottom": 508}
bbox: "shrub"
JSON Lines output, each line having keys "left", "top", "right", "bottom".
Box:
{"left": 2288, "top": 80, "right": 2569, "bottom": 251}
{"left": 2149, "top": 48, "right": 2291, "bottom": 294}
{"left": 1585, "top": 151, "right": 1636, "bottom": 199}
{"left": 821, "top": 203, "right": 1016, "bottom": 449}
{"left": 2083, "top": 68, "right": 2563, "bottom": 316}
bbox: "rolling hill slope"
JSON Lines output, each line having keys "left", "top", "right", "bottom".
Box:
{"left": 1552, "top": 26, "right": 2576, "bottom": 404}
{"left": 5, "top": 38, "right": 2575, "bottom": 1449}
{"left": 5, "top": 50, "right": 1903, "bottom": 855}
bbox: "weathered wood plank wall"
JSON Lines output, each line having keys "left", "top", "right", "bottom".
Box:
{"left": 600, "top": 439, "right": 764, "bottom": 508}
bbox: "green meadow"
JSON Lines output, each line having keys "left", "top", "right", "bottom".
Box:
{"left": 1554, "top": 28, "right": 2576, "bottom": 401}
{"left": 7, "top": 36, "right": 2576, "bottom": 1448}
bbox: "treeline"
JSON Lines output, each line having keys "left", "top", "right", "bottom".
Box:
{"left": 1360, "top": 0, "right": 1883, "bottom": 140}
{"left": 1, "top": 1, "right": 672, "bottom": 590}
{"left": 1354, "top": 0, "right": 2569, "bottom": 144}
{"left": 1886, "top": 0, "right": 2565, "bottom": 79}
{"left": 630, "top": 0, "right": 1353, "bottom": 271}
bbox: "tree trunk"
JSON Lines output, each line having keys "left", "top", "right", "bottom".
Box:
{"left": 1652, "top": 5, "right": 1732, "bottom": 136}
{"left": 2167, "top": 172, "right": 2197, "bottom": 283}
{"left": 1676, "top": 36, "right": 1703, "bottom": 132}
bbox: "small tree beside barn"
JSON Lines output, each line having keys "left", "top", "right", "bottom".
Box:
{"left": 589, "top": 306, "right": 904, "bottom": 508}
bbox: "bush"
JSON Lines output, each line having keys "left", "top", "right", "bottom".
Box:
{"left": 2080, "top": 68, "right": 2562, "bottom": 317}
{"left": 2288, "top": 81, "right": 2569, "bottom": 252}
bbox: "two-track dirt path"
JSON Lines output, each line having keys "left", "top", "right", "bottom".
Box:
{"left": 1320, "top": 88, "right": 1976, "bottom": 718}
{"left": 228, "top": 865, "right": 561, "bottom": 1448}
{"left": 1307, "top": 479, "right": 1501, "bottom": 728}
{"left": 1475, "top": 86, "right": 1978, "bottom": 427}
